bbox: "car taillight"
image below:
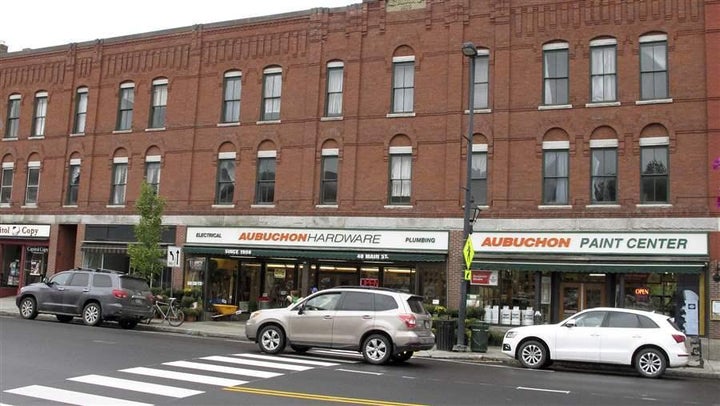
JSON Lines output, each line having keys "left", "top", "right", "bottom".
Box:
{"left": 112, "top": 289, "right": 128, "bottom": 299}
{"left": 672, "top": 334, "right": 686, "bottom": 343}
{"left": 399, "top": 314, "right": 417, "bottom": 329}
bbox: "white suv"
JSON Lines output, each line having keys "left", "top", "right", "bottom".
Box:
{"left": 245, "top": 287, "right": 435, "bottom": 364}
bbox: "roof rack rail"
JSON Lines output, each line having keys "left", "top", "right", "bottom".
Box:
{"left": 332, "top": 285, "right": 399, "bottom": 292}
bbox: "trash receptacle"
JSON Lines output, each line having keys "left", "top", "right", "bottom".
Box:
{"left": 470, "top": 322, "right": 489, "bottom": 353}
{"left": 434, "top": 319, "right": 457, "bottom": 351}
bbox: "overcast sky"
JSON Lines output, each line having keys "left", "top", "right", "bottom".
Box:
{"left": 1, "top": 0, "right": 359, "bottom": 52}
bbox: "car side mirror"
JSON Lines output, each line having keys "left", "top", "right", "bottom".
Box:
{"left": 297, "top": 303, "right": 305, "bottom": 315}
{"left": 565, "top": 320, "right": 576, "bottom": 328}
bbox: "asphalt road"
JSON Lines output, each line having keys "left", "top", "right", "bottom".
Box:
{"left": 2, "top": 315, "right": 719, "bottom": 406}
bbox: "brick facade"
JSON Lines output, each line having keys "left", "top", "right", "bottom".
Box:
{"left": 0, "top": 0, "right": 717, "bottom": 336}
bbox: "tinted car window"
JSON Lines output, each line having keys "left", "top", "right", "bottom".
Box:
{"left": 93, "top": 274, "right": 113, "bottom": 288}
{"left": 339, "top": 292, "right": 374, "bottom": 311}
{"left": 120, "top": 277, "right": 150, "bottom": 292}
{"left": 606, "top": 312, "right": 640, "bottom": 328}
{"left": 305, "top": 293, "right": 341, "bottom": 311}
{"left": 639, "top": 315, "right": 659, "bottom": 328}
{"left": 407, "top": 296, "right": 426, "bottom": 314}
{"left": 571, "top": 311, "right": 606, "bottom": 327}
{"left": 49, "top": 272, "right": 72, "bottom": 286}
{"left": 375, "top": 294, "right": 398, "bottom": 311}
{"left": 69, "top": 273, "right": 89, "bottom": 287}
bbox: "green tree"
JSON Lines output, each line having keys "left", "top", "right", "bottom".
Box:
{"left": 127, "top": 181, "right": 166, "bottom": 284}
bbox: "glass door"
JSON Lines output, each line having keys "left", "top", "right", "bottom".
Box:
{"left": 560, "top": 282, "right": 605, "bottom": 319}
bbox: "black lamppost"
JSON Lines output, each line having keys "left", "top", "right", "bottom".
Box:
{"left": 454, "top": 41, "right": 477, "bottom": 351}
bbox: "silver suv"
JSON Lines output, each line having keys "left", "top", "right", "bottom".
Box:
{"left": 245, "top": 286, "right": 435, "bottom": 364}
{"left": 16, "top": 268, "right": 154, "bottom": 329}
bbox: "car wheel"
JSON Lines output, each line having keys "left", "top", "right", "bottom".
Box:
{"left": 290, "top": 345, "right": 310, "bottom": 354}
{"left": 390, "top": 351, "right": 414, "bottom": 363}
{"left": 82, "top": 302, "right": 103, "bottom": 326}
{"left": 119, "top": 319, "right": 138, "bottom": 329}
{"left": 258, "top": 325, "right": 286, "bottom": 354}
{"left": 517, "top": 340, "right": 547, "bottom": 369}
{"left": 635, "top": 347, "right": 667, "bottom": 378}
{"left": 19, "top": 297, "right": 38, "bottom": 320}
{"left": 362, "top": 334, "right": 392, "bottom": 365}
{"left": 56, "top": 315, "right": 73, "bottom": 323}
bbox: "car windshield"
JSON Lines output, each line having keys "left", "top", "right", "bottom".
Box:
{"left": 120, "top": 277, "right": 150, "bottom": 292}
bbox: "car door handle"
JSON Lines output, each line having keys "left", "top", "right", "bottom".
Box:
{"left": 362, "top": 315, "right": 372, "bottom": 319}
{"left": 323, "top": 315, "right": 333, "bottom": 319}
{"left": 57, "top": 287, "right": 65, "bottom": 291}
{"left": 83, "top": 288, "right": 90, "bottom": 292}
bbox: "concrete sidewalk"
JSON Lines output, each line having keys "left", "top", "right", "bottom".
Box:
{"left": 2, "top": 295, "right": 718, "bottom": 379}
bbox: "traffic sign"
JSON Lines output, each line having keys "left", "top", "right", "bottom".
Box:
{"left": 464, "top": 269, "right": 472, "bottom": 281}
{"left": 166, "top": 246, "right": 181, "bottom": 267}
{"left": 462, "top": 236, "right": 474, "bottom": 269}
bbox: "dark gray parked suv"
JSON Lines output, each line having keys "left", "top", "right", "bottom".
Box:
{"left": 16, "top": 268, "right": 154, "bottom": 329}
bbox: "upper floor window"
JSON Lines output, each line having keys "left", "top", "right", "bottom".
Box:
{"left": 543, "top": 43, "right": 569, "bottom": 105}
{"left": 116, "top": 82, "right": 135, "bottom": 131}
{"left": 73, "top": 87, "right": 88, "bottom": 134}
{"left": 110, "top": 157, "right": 128, "bottom": 205}
{"left": 640, "top": 137, "right": 669, "bottom": 203}
{"left": 590, "top": 39, "right": 617, "bottom": 102}
{"left": 5, "top": 94, "right": 21, "bottom": 139}
{"left": 145, "top": 155, "right": 161, "bottom": 194}
{"left": 388, "top": 146, "right": 412, "bottom": 205}
{"left": 590, "top": 140, "right": 618, "bottom": 204}
{"left": 320, "top": 149, "right": 338, "bottom": 204}
{"left": 25, "top": 161, "right": 41, "bottom": 205}
{"left": 640, "top": 34, "right": 668, "bottom": 100}
{"left": 66, "top": 159, "right": 81, "bottom": 206}
{"left": 221, "top": 71, "right": 242, "bottom": 123}
{"left": 325, "top": 62, "right": 344, "bottom": 117}
{"left": 391, "top": 56, "right": 414, "bottom": 113}
{"left": 32, "top": 91, "right": 48, "bottom": 137}
{"left": 542, "top": 141, "right": 569, "bottom": 204}
{"left": 471, "top": 144, "right": 488, "bottom": 206}
{"left": 1, "top": 163, "right": 14, "bottom": 205}
{"left": 473, "top": 50, "right": 490, "bottom": 109}
{"left": 255, "top": 151, "right": 276, "bottom": 204}
{"left": 149, "top": 78, "right": 167, "bottom": 129}
{"left": 215, "top": 152, "right": 235, "bottom": 205}
{"left": 261, "top": 67, "right": 282, "bottom": 121}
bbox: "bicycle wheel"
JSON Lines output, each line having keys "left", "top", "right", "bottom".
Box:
{"left": 145, "top": 307, "right": 157, "bottom": 324}
{"left": 167, "top": 307, "right": 185, "bottom": 327}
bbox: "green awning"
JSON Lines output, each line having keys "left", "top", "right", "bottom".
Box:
{"left": 183, "top": 245, "right": 446, "bottom": 263}
{"left": 473, "top": 259, "right": 706, "bottom": 274}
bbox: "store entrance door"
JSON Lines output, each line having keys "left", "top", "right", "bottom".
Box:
{"left": 560, "top": 283, "right": 605, "bottom": 319}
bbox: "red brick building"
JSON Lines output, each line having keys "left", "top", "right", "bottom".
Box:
{"left": 1, "top": 0, "right": 718, "bottom": 343}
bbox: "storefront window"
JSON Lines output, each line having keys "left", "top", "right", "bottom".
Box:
{"left": 2, "top": 245, "right": 22, "bottom": 287}
{"left": 264, "top": 263, "right": 297, "bottom": 307}
{"left": 24, "top": 246, "right": 48, "bottom": 285}
{"left": 470, "top": 270, "right": 539, "bottom": 324}
{"left": 383, "top": 267, "right": 415, "bottom": 292}
{"left": 318, "top": 264, "right": 357, "bottom": 290}
{"left": 623, "top": 273, "right": 677, "bottom": 315}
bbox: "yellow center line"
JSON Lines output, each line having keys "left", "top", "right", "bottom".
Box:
{"left": 224, "top": 386, "right": 427, "bottom": 406}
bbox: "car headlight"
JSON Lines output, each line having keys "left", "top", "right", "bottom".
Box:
{"left": 505, "top": 330, "right": 517, "bottom": 339}
{"left": 249, "top": 311, "right": 261, "bottom": 320}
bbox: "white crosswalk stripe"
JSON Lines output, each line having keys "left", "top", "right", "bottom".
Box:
{"left": 5, "top": 385, "right": 153, "bottom": 406}
{"left": 68, "top": 374, "right": 203, "bottom": 398}
{"left": 3, "top": 351, "right": 354, "bottom": 405}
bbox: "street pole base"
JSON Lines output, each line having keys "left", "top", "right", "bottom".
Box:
{"left": 452, "top": 344, "right": 470, "bottom": 352}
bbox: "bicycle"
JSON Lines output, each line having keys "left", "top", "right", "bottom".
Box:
{"left": 146, "top": 296, "right": 185, "bottom": 327}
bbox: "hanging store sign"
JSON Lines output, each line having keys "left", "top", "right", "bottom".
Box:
{"left": 0, "top": 224, "right": 50, "bottom": 238}
{"left": 186, "top": 227, "right": 448, "bottom": 252}
{"left": 471, "top": 232, "right": 707, "bottom": 256}
{"left": 470, "top": 270, "right": 499, "bottom": 286}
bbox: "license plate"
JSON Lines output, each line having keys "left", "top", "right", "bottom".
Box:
{"left": 424, "top": 320, "right": 430, "bottom": 329}
{"left": 132, "top": 298, "right": 145, "bottom": 305}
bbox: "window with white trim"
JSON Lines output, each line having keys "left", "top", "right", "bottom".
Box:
{"left": 388, "top": 146, "right": 412, "bottom": 204}
{"left": 5, "top": 94, "right": 21, "bottom": 139}
{"left": 325, "top": 62, "right": 344, "bottom": 117}
{"left": 542, "top": 141, "right": 569, "bottom": 204}
{"left": 320, "top": 149, "right": 338, "bottom": 204}
{"left": 391, "top": 56, "right": 414, "bottom": 113}
{"left": 640, "top": 34, "right": 668, "bottom": 100}
{"left": 255, "top": 151, "right": 276, "bottom": 204}
{"left": 32, "top": 91, "right": 48, "bottom": 137}
{"left": 149, "top": 78, "right": 167, "bottom": 129}
{"left": 543, "top": 43, "right": 569, "bottom": 105}
{"left": 261, "top": 67, "right": 282, "bottom": 121}
{"left": 640, "top": 137, "right": 669, "bottom": 203}
{"left": 25, "top": 161, "right": 41, "bottom": 205}
{"left": 471, "top": 144, "right": 488, "bottom": 205}
{"left": 145, "top": 155, "right": 161, "bottom": 194}
{"left": 1, "top": 163, "right": 14, "bottom": 204}
{"left": 66, "top": 159, "right": 81, "bottom": 205}
{"left": 590, "top": 140, "right": 617, "bottom": 203}
{"left": 222, "top": 71, "right": 242, "bottom": 123}
{"left": 73, "top": 87, "right": 88, "bottom": 134}
{"left": 215, "top": 152, "right": 235, "bottom": 204}
{"left": 590, "top": 39, "right": 617, "bottom": 102}
{"left": 473, "top": 50, "right": 490, "bottom": 109}
{"left": 110, "top": 157, "right": 128, "bottom": 205}
{"left": 116, "top": 82, "right": 135, "bottom": 131}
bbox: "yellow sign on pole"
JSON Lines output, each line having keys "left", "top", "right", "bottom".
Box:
{"left": 464, "top": 269, "right": 472, "bottom": 281}
{"left": 462, "top": 236, "right": 474, "bottom": 269}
